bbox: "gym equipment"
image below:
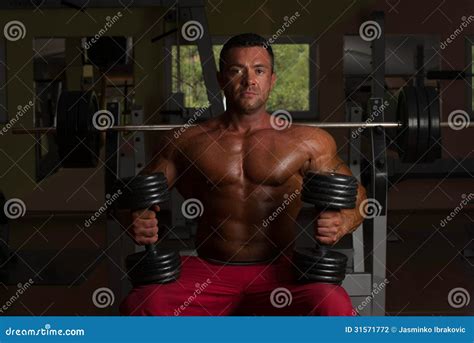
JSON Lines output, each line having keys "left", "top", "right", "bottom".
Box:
{"left": 13, "top": 86, "right": 474, "bottom": 167}
{"left": 114, "top": 172, "right": 181, "bottom": 286}
{"left": 293, "top": 172, "right": 358, "bottom": 285}
{"left": 55, "top": 90, "right": 100, "bottom": 168}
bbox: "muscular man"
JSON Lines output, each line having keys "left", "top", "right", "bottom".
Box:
{"left": 119, "top": 33, "right": 366, "bottom": 316}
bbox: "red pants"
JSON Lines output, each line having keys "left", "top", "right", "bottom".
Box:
{"left": 119, "top": 255, "right": 354, "bottom": 316}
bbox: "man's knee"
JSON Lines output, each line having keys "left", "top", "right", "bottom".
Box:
{"left": 303, "top": 284, "right": 354, "bottom": 316}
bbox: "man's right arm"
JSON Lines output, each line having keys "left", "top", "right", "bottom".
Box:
{"left": 114, "top": 131, "right": 180, "bottom": 245}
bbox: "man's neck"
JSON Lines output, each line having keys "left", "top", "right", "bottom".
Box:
{"left": 221, "top": 108, "right": 270, "bottom": 133}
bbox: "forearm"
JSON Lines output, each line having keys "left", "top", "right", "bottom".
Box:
{"left": 341, "top": 184, "right": 367, "bottom": 234}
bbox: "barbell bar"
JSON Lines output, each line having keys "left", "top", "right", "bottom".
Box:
{"left": 6, "top": 87, "right": 473, "bottom": 167}
{"left": 11, "top": 121, "right": 470, "bottom": 134}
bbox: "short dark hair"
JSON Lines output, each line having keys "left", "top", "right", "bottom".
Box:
{"left": 219, "top": 33, "right": 274, "bottom": 72}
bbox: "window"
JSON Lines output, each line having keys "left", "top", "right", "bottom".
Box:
{"left": 166, "top": 37, "right": 317, "bottom": 119}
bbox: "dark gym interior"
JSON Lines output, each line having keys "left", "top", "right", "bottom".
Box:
{"left": 0, "top": 0, "right": 473, "bottom": 316}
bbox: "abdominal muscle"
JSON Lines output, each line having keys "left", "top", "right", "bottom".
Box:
{"left": 194, "top": 196, "right": 299, "bottom": 263}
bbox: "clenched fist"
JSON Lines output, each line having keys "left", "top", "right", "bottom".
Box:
{"left": 118, "top": 205, "right": 160, "bottom": 245}
{"left": 314, "top": 210, "right": 348, "bottom": 245}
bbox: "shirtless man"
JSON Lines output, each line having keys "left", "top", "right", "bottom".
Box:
{"left": 119, "top": 33, "right": 366, "bottom": 316}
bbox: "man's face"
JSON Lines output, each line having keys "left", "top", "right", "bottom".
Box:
{"left": 218, "top": 46, "right": 276, "bottom": 114}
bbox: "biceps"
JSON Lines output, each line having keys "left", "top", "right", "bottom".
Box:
{"left": 141, "top": 156, "right": 178, "bottom": 187}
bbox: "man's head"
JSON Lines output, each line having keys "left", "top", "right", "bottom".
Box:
{"left": 217, "top": 33, "right": 277, "bottom": 115}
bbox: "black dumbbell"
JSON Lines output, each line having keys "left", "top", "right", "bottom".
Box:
{"left": 293, "top": 171, "right": 358, "bottom": 285}
{"left": 114, "top": 173, "right": 181, "bottom": 286}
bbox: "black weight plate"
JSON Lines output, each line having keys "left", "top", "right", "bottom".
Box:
{"left": 117, "top": 192, "right": 171, "bottom": 210}
{"left": 297, "top": 266, "right": 346, "bottom": 277}
{"left": 293, "top": 247, "right": 348, "bottom": 264}
{"left": 126, "top": 249, "right": 179, "bottom": 265}
{"left": 127, "top": 254, "right": 180, "bottom": 269}
{"left": 119, "top": 186, "right": 169, "bottom": 199}
{"left": 303, "top": 179, "right": 358, "bottom": 192}
{"left": 293, "top": 258, "right": 346, "bottom": 272}
{"left": 119, "top": 180, "right": 169, "bottom": 193}
{"left": 415, "top": 87, "right": 430, "bottom": 162}
{"left": 304, "top": 171, "right": 357, "bottom": 185}
{"left": 425, "top": 87, "right": 441, "bottom": 161}
{"left": 129, "top": 260, "right": 181, "bottom": 277}
{"left": 300, "top": 195, "right": 356, "bottom": 209}
{"left": 122, "top": 173, "right": 167, "bottom": 186}
{"left": 302, "top": 183, "right": 358, "bottom": 197}
{"left": 397, "top": 87, "right": 418, "bottom": 162}
{"left": 296, "top": 272, "right": 345, "bottom": 284}
{"left": 300, "top": 190, "right": 357, "bottom": 204}
{"left": 133, "top": 267, "right": 181, "bottom": 283}
{"left": 126, "top": 254, "right": 181, "bottom": 270}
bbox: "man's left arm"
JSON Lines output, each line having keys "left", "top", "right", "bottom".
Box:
{"left": 302, "top": 128, "right": 367, "bottom": 245}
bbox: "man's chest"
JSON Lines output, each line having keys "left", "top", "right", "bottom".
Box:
{"left": 179, "top": 132, "right": 308, "bottom": 186}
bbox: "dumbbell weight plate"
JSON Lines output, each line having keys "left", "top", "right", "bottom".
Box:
{"left": 304, "top": 172, "right": 358, "bottom": 185}
{"left": 300, "top": 191, "right": 357, "bottom": 204}
{"left": 302, "top": 183, "right": 358, "bottom": 197}
{"left": 303, "top": 179, "right": 358, "bottom": 192}
{"left": 293, "top": 247, "right": 348, "bottom": 265}
{"left": 300, "top": 196, "right": 356, "bottom": 209}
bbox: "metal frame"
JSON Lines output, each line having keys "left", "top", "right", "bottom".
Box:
{"left": 466, "top": 35, "right": 473, "bottom": 118}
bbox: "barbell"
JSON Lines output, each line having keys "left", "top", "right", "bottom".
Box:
{"left": 10, "top": 87, "right": 473, "bottom": 167}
